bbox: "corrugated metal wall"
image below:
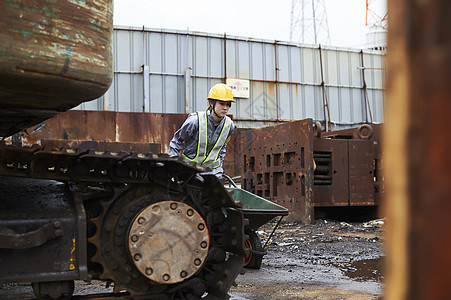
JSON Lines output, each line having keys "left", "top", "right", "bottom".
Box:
{"left": 76, "top": 26, "right": 385, "bottom": 129}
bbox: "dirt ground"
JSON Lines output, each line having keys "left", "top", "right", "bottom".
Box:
{"left": 230, "top": 218, "right": 384, "bottom": 300}
{"left": 0, "top": 219, "right": 384, "bottom": 300}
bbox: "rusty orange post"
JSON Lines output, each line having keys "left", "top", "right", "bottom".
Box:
{"left": 384, "top": 0, "right": 451, "bottom": 299}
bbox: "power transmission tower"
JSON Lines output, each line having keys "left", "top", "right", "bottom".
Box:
{"left": 365, "top": 0, "right": 388, "bottom": 29}
{"left": 290, "top": 0, "right": 331, "bottom": 45}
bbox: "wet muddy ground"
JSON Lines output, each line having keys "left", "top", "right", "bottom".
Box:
{"left": 230, "top": 218, "right": 384, "bottom": 299}
{"left": 0, "top": 219, "right": 384, "bottom": 299}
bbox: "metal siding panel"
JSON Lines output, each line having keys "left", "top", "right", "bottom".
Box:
{"left": 291, "top": 47, "right": 302, "bottom": 83}
{"left": 240, "top": 81, "right": 258, "bottom": 119}
{"left": 115, "top": 30, "right": 132, "bottom": 71}
{"left": 340, "top": 88, "right": 352, "bottom": 123}
{"left": 304, "top": 85, "right": 316, "bottom": 118}
{"left": 194, "top": 37, "right": 209, "bottom": 76}
{"left": 82, "top": 28, "right": 386, "bottom": 128}
{"left": 373, "top": 89, "right": 384, "bottom": 123}
{"left": 112, "top": 73, "right": 119, "bottom": 111}
{"left": 115, "top": 73, "right": 132, "bottom": 112}
{"left": 177, "top": 76, "right": 186, "bottom": 113}
{"left": 277, "top": 45, "right": 289, "bottom": 82}
{"left": 279, "top": 83, "right": 290, "bottom": 119}
{"left": 291, "top": 85, "right": 303, "bottom": 119}
{"left": 325, "top": 49, "right": 338, "bottom": 85}
{"left": 250, "top": 81, "right": 272, "bottom": 120}
{"left": 264, "top": 43, "right": 275, "bottom": 81}
{"left": 178, "top": 34, "right": 189, "bottom": 74}
{"left": 328, "top": 87, "right": 340, "bottom": 122}
{"left": 131, "top": 31, "right": 144, "bottom": 71}
{"left": 149, "top": 32, "right": 163, "bottom": 73}
{"left": 164, "top": 34, "right": 178, "bottom": 74}
{"left": 251, "top": 43, "right": 264, "bottom": 80}
{"left": 338, "top": 52, "right": 351, "bottom": 87}
{"left": 351, "top": 52, "right": 362, "bottom": 87}
{"left": 164, "top": 76, "right": 178, "bottom": 113}
{"left": 301, "top": 48, "right": 317, "bottom": 84}
{"left": 265, "top": 82, "right": 277, "bottom": 120}
{"left": 314, "top": 86, "right": 324, "bottom": 121}
{"left": 150, "top": 74, "right": 163, "bottom": 112}
{"left": 238, "top": 41, "right": 250, "bottom": 79}
{"left": 363, "top": 53, "right": 375, "bottom": 88}
{"left": 131, "top": 73, "right": 144, "bottom": 112}
{"left": 210, "top": 38, "right": 223, "bottom": 78}
{"left": 143, "top": 72, "right": 151, "bottom": 113}
{"left": 226, "top": 39, "right": 236, "bottom": 78}
{"left": 352, "top": 88, "right": 365, "bottom": 123}
{"left": 372, "top": 55, "right": 384, "bottom": 89}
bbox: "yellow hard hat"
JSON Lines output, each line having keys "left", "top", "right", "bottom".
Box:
{"left": 207, "top": 83, "right": 235, "bottom": 102}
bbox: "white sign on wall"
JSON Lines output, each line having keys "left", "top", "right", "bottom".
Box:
{"left": 226, "top": 78, "right": 250, "bottom": 98}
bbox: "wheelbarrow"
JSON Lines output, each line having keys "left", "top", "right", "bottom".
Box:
{"left": 224, "top": 175, "right": 289, "bottom": 269}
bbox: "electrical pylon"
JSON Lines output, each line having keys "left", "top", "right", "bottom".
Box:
{"left": 366, "top": 0, "right": 388, "bottom": 29}
{"left": 290, "top": 0, "right": 331, "bottom": 45}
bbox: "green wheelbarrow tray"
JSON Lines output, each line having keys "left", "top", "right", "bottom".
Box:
{"left": 224, "top": 175, "right": 289, "bottom": 231}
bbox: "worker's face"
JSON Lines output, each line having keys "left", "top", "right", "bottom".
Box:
{"left": 212, "top": 100, "right": 231, "bottom": 118}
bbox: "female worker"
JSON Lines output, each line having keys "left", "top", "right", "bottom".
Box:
{"left": 169, "top": 83, "right": 235, "bottom": 177}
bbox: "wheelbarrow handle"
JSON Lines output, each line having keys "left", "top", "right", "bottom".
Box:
{"left": 223, "top": 174, "right": 238, "bottom": 188}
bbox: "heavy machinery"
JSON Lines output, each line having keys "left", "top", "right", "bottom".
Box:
{"left": 0, "top": 1, "right": 247, "bottom": 299}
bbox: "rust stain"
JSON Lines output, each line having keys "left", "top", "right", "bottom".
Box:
{"left": 22, "top": 111, "right": 188, "bottom": 154}
{"left": 239, "top": 120, "right": 383, "bottom": 223}
{"left": 0, "top": 0, "right": 114, "bottom": 136}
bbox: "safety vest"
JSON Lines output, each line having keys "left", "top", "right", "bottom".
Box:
{"left": 182, "top": 111, "right": 232, "bottom": 169}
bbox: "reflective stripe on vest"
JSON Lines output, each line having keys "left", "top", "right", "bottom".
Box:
{"left": 182, "top": 111, "right": 232, "bottom": 169}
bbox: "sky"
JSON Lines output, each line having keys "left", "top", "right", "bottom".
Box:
{"left": 113, "top": 0, "right": 386, "bottom": 49}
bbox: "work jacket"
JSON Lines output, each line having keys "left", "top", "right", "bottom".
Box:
{"left": 169, "top": 111, "right": 234, "bottom": 176}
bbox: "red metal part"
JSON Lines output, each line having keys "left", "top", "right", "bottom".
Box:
{"left": 22, "top": 111, "right": 188, "bottom": 154}
{"left": 239, "top": 120, "right": 383, "bottom": 223}
{"left": 240, "top": 119, "right": 315, "bottom": 223}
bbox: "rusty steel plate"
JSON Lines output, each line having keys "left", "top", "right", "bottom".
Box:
{"left": 128, "top": 201, "right": 209, "bottom": 284}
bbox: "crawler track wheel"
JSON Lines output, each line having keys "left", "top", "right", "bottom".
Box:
{"left": 86, "top": 171, "right": 247, "bottom": 299}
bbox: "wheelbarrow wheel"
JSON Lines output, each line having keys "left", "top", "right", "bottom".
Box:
{"left": 244, "top": 230, "right": 263, "bottom": 269}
